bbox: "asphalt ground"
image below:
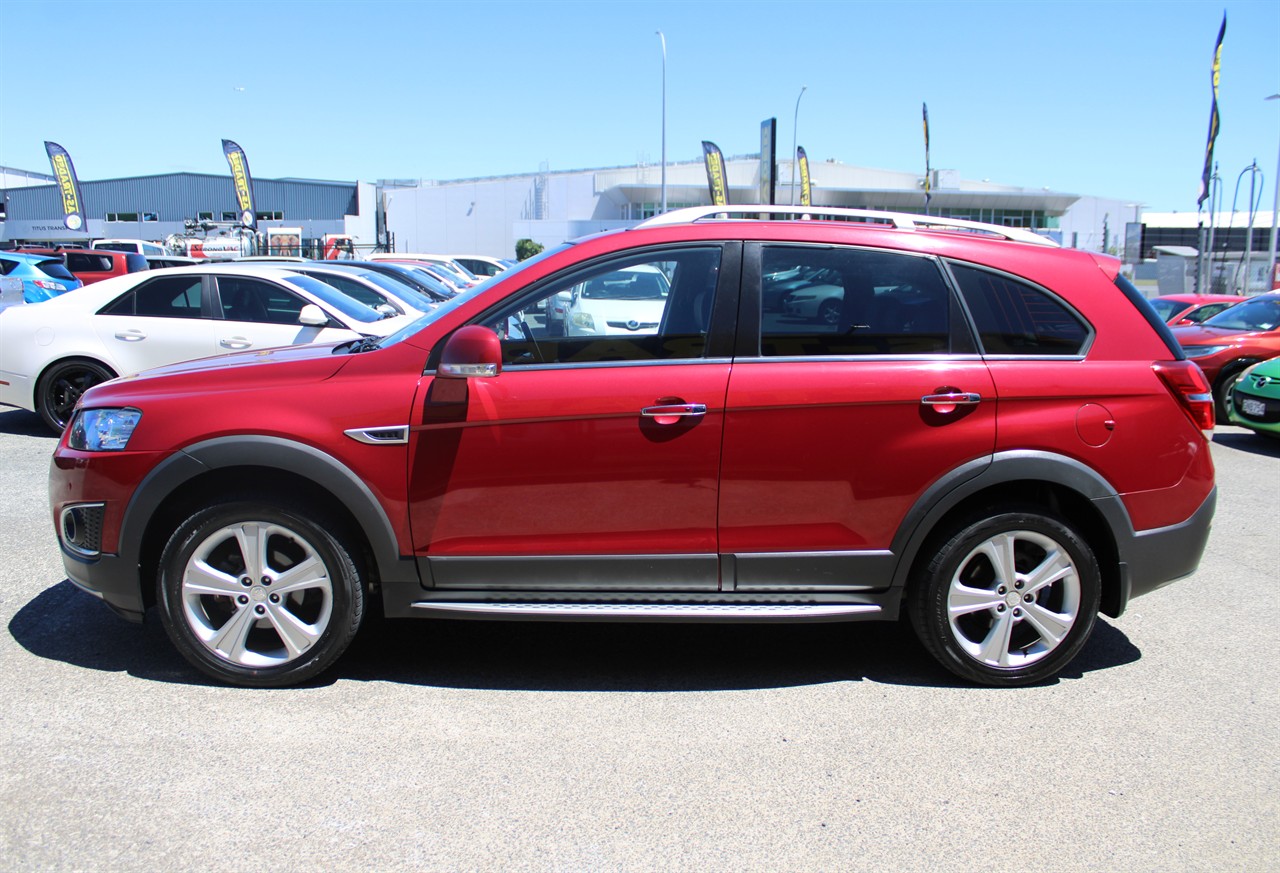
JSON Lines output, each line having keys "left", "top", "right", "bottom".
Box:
{"left": 1, "top": 404, "right": 1276, "bottom": 871}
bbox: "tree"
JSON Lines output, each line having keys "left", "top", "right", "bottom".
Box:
{"left": 515, "top": 238, "right": 544, "bottom": 261}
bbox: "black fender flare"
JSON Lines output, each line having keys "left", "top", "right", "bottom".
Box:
{"left": 887, "top": 450, "right": 1133, "bottom": 593}
{"left": 119, "top": 435, "right": 415, "bottom": 588}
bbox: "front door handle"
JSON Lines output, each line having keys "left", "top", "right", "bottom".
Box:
{"left": 641, "top": 403, "right": 707, "bottom": 420}
{"left": 921, "top": 392, "right": 982, "bottom": 406}
{"left": 219, "top": 337, "right": 253, "bottom": 350}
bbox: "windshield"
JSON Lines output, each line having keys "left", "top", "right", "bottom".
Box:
{"left": 1201, "top": 296, "right": 1280, "bottom": 331}
{"left": 282, "top": 274, "right": 386, "bottom": 323}
{"left": 352, "top": 270, "right": 439, "bottom": 310}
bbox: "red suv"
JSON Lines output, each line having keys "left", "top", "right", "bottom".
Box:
{"left": 49, "top": 207, "right": 1217, "bottom": 687}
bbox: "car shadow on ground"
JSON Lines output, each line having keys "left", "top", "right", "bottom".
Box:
{"left": 9, "top": 580, "right": 1141, "bottom": 692}
{"left": 1212, "top": 429, "right": 1280, "bottom": 458}
{"left": 0, "top": 407, "right": 53, "bottom": 438}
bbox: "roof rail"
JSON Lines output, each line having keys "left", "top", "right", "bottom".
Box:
{"left": 636, "top": 205, "right": 1058, "bottom": 247}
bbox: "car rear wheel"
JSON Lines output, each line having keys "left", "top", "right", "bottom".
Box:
{"left": 157, "top": 502, "right": 365, "bottom": 687}
{"left": 37, "top": 358, "right": 115, "bottom": 433}
{"left": 908, "top": 510, "right": 1101, "bottom": 686}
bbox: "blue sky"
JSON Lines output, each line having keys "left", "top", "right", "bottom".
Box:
{"left": 2, "top": 0, "right": 1277, "bottom": 213}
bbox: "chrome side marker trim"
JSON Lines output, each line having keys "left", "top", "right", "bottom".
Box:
{"left": 413, "top": 602, "right": 881, "bottom": 619}
{"left": 344, "top": 426, "right": 409, "bottom": 445}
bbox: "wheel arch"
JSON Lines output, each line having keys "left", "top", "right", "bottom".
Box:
{"left": 891, "top": 451, "right": 1130, "bottom": 619}
{"left": 34, "top": 355, "right": 119, "bottom": 424}
{"left": 122, "top": 436, "right": 415, "bottom": 610}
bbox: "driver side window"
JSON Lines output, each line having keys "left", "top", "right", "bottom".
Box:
{"left": 489, "top": 247, "right": 722, "bottom": 366}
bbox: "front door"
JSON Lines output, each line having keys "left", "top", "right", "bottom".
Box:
{"left": 407, "top": 245, "right": 735, "bottom": 591}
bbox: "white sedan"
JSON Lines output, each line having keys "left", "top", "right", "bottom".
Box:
{"left": 0, "top": 265, "right": 419, "bottom": 432}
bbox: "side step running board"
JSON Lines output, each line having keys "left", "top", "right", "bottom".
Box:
{"left": 412, "top": 602, "right": 882, "bottom": 621}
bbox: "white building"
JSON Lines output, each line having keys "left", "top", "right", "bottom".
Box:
{"left": 381, "top": 156, "right": 1133, "bottom": 260}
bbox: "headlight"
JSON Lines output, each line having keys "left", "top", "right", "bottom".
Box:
{"left": 1181, "top": 345, "right": 1228, "bottom": 359}
{"left": 570, "top": 312, "right": 596, "bottom": 331}
{"left": 68, "top": 408, "right": 142, "bottom": 451}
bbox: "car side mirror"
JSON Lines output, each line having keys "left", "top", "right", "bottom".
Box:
{"left": 298, "top": 304, "right": 330, "bottom": 327}
{"left": 438, "top": 325, "right": 502, "bottom": 378}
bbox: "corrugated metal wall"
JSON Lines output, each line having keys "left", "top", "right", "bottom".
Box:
{"left": 3, "top": 173, "right": 358, "bottom": 221}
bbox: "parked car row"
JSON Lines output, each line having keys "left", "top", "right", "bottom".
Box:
{"left": 0, "top": 261, "right": 435, "bottom": 432}
{"left": 0, "top": 246, "right": 511, "bottom": 304}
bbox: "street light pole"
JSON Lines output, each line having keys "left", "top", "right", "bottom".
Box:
{"left": 657, "top": 31, "right": 667, "bottom": 216}
{"left": 1267, "top": 93, "right": 1279, "bottom": 290}
{"left": 790, "top": 85, "right": 806, "bottom": 206}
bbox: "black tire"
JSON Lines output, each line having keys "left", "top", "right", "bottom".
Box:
{"left": 1214, "top": 366, "right": 1248, "bottom": 423}
{"left": 907, "top": 510, "right": 1101, "bottom": 686}
{"left": 37, "top": 358, "right": 115, "bottom": 433}
{"left": 817, "top": 298, "right": 842, "bottom": 327}
{"left": 157, "top": 502, "right": 365, "bottom": 687}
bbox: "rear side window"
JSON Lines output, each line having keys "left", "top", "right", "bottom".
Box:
{"left": 36, "top": 260, "right": 78, "bottom": 282}
{"left": 125, "top": 254, "right": 150, "bottom": 273}
{"left": 65, "top": 252, "right": 115, "bottom": 272}
{"left": 949, "top": 264, "right": 1089, "bottom": 356}
{"left": 101, "top": 275, "right": 204, "bottom": 317}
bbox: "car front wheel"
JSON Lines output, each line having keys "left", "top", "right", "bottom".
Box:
{"left": 908, "top": 511, "right": 1101, "bottom": 686}
{"left": 157, "top": 503, "right": 365, "bottom": 687}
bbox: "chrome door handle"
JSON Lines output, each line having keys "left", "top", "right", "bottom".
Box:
{"left": 219, "top": 337, "right": 252, "bottom": 350}
{"left": 641, "top": 403, "right": 707, "bottom": 418}
{"left": 114, "top": 330, "right": 146, "bottom": 342}
{"left": 921, "top": 392, "right": 982, "bottom": 406}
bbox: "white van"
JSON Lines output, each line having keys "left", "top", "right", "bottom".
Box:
{"left": 92, "top": 238, "right": 168, "bottom": 256}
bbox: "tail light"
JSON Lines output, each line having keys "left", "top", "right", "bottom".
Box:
{"left": 1153, "top": 360, "right": 1215, "bottom": 434}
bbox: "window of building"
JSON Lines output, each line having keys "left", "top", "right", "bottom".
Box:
{"left": 105, "top": 212, "right": 140, "bottom": 222}
{"left": 221, "top": 212, "right": 239, "bottom": 222}
{"left": 256, "top": 211, "right": 284, "bottom": 221}
{"left": 198, "top": 212, "right": 215, "bottom": 221}
{"left": 141, "top": 212, "right": 158, "bottom": 222}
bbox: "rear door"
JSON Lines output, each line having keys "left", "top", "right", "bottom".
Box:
{"left": 718, "top": 243, "right": 996, "bottom": 591}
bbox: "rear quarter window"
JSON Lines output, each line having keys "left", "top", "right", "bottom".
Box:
{"left": 948, "top": 263, "right": 1090, "bottom": 356}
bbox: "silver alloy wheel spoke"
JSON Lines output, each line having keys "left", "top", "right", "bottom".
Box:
{"left": 1019, "top": 600, "right": 1074, "bottom": 646}
{"left": 948, "top": 583, "right": 1005, "bottom": 617}
{"left": 271, "top": 554, "right": 328, "bottom": 596}
{"left": 976, "top": 610, "right": 1017, "bottom": 667}
{"left": 182, "top": 560, "right": 246, "bottom": 597}
{"left": 207, "top": 601, "right": 258, "bottom": 662}
{"left": 1023, "top": 548, "right": 1074, "bottom": 595}
{"left": 263, "top": 601, "right": 322, "bottom": 658}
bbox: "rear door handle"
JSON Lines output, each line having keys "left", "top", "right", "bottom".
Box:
{"left": 114, "top": 329, "right": 146, "bottom": 342}
{"left": 219, "top": 337, "right": 253, "bottom": 350}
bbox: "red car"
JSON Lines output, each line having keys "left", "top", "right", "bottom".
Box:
{"left": 1172, "top": 291, "right": 1280, "bottom": 417}
{"left": 19, "top": 247, "right": 149, "bottom": 285}
{"left": 1148, "top": 293, "right": 1244, "bottom": 326}
{"left": 50, "top": 207, "right": 1216, "bottom": 688}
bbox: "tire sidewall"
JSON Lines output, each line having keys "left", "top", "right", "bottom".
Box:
{"left": 157, "top": 502, "right": 363, "bottom": 687}
{"left": 38, "top": 358, "right": 114, "bottom": 433}
{"left": 910, "top": 511, "right": 1101, "bottom": 686}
